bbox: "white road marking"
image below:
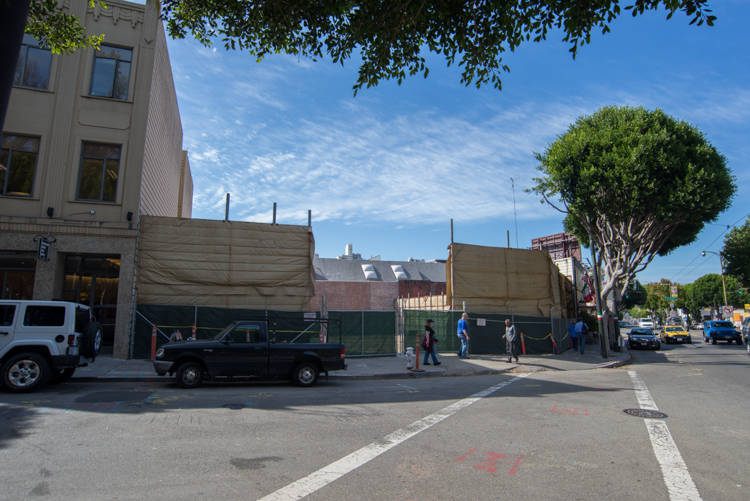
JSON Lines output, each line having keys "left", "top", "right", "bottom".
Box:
{"left": 629, "top": 370, "right": 702, "bottom": 501}
{"left": 396, "top": 384, "right": 416, "bottom": 390}
{"left": 258, "top": 375, "right": 529, "bottom": 501}
{"left": 628, "top": 370, "right": 659, "bottom": 410}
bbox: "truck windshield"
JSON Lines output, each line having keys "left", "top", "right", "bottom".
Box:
{"left": 712, "top": 322, "right": 733, "bottom": 328}
{"left": 212, "top": 324, "right": 236, "bottom": 340}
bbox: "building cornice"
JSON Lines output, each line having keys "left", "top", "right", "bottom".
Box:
{"left": 0, "top": 218, "right": 136, "bottom": 238}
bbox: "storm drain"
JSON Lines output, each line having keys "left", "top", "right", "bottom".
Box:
{"left": 223, "top": 404, "right": 246, "bottom": 410}
{"left": 623, "top": 408, "right": 668, "bottom": 419}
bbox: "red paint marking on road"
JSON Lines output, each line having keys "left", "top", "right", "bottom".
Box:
{"left": 551, "top": 405, "right": 589, "bottom": 416}
{"left": 508, "top": 456, "right": 524, "bottom": 475}
{"left": 456, "top": 448, "right": 478, "bottom": 462}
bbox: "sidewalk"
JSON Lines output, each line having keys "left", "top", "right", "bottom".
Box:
{"left": 71, "top": 347, "right": 631, "bottom": 383}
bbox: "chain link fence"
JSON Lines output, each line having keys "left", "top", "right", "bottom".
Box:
{"left": 132, "top": 305, "right": 396, "bottom": 359}
{"left": 402, "top": 310, "right": 572, "bottom": 356}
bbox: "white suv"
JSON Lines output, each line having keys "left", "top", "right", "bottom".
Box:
{"left": 0, "top": 300, "right": 101, "bottom": 393}
{"left": 638, "top": 318, "right": 655, "bottom": 328}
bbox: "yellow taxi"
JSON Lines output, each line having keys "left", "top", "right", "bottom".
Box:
{"left": 659, "top": 326, "right": 692, "bottom": 344}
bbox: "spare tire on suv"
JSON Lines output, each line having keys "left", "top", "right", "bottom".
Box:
{"left": 80, "top": 321, "right": 103, "bottom": 360}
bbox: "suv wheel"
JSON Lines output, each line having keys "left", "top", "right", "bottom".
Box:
{"left": 80, "top": 321, "right": 103, "bottom": 359}
{"left": 292, "top": 363, "right": 319, "bottom": 387}
{"left": 1, "top": 352, "right": 51, "bottom": 393}
{"left": 47, "top": 368, "right": 76, "bottom": 385}
{"left": 175, "top": 362, "right": 204, "bottom": 389}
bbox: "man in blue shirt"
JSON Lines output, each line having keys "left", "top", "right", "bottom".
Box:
{"left": 568, "top": 320, "right": 578, "bottom": 353}
{"left": 457, "top": 312, "right": 470, "bottom": 359}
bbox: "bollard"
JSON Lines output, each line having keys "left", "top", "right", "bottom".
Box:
{"left": 246, "top": 329, "right": 250, "bottom": 343}
{"left": 150, "top": 324, "right": 157, "bottom": 360}
{"left": 550, "top": 333, "right": 560, "bottom": 355}
{"left": 191, "top": 323, "right": 196, "bottom": 341}
{"left": 520, "top": 332, "right": 527, "bottom": 355}
{"left": 406, "top": 347, "right": 414, "bottom": 369}
{"left": 319, "top": 329, "right": 324, "bottom": 343}
{"left": 415, "top": 332, "right": 420, "bottom": 370}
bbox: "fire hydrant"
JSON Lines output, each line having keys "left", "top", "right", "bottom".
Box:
{"left": 405, "top": 347, "right": 414, "bottom": 369}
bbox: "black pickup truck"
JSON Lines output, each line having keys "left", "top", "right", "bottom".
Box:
{"left": 152, "top": 317, "right": 346, "bottom": 388}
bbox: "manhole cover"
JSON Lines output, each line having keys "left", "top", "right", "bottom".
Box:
{"left": 223, "top": 404, "right": 246, "bottom": 410}
{"left": 623, "top": 408, "right": 668, "bottom": 419}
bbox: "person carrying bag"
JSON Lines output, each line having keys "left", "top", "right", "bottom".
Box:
{"left": 422, "top": 319, "right": 441, "bottom": 366}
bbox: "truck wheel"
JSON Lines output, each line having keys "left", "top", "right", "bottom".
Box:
{"left": 80, "top": 321, "right": 103, "bottom": 359}
{"left": 47, "top": 368, "right": 75, "bottom": 385}
{"left": 292, "top": 363, "right": 319, "bottom": 387}
{"left": 175, "top": 362, "right": 203, "bottom": 389}
{"left": 711, "top": 338, "right": 716, "bottom": 345}
{"left": 1, "top": 352, "right": 51, "bottom": 393}
{"left": 737, "top": 339, "right": 743, "bottom": 345}
{"left": 747, "top": 343, "right": 750, "bottom": 356}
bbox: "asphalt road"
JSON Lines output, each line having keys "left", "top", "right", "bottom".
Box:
{"left": 1, "top": 332, "right": 748, "bottom": 500}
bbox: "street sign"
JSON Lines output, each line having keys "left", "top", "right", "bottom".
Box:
{"left": 671, "top": 302, "right": 676, "bottom": 309}
{"left": 722, "top": 305, "right": 734, "bottom": 316}
{"left": 670, "top": 286, "right": 678, "bottom": 296}
{"left": 669, "top": 310, "right": 677, "bottom": 316}
{"left": 666, "top": 297, "right": 678, "bottom": 301}
{"left": 37, "top": 237, "right": 50, "bottom": 261}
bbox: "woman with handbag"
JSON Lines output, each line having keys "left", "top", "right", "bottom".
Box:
{"left": 422, "top": 319, "right": 441, "bottom": 366}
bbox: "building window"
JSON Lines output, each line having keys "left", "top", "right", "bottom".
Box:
{"left": 14, "top": 35, "right": 52, "bottom": 90}
{"left": 0, "top": 134, "right": 39, "bottom": 197}
{"left": 0, "top": 251, "right": 35, "bottom": 300}
{"left": 89, "top": 46, "right": 132, "bottom": 100}
{"left": 76, "top": 143, "right": 121, "bottom": 202}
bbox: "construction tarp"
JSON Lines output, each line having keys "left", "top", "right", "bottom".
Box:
{"left": 446, "top": 243, "right": 568, "bottom": 317}
{"left": 137, "top": 216, "right": 315, "bottom": 310}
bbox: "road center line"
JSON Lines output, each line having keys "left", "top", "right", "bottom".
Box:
{"left": 628, "top": 370, "right": 702, "bottom": 501}
{"left": 257, "top": 374, "right": 529, "bottom": 501}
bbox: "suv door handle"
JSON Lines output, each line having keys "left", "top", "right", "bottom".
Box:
{"left": 0, "top": 331, "right": 9, "bottom": 335}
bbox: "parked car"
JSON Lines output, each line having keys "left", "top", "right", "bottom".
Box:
{"left": 153, "top": 316, "right": 347, "bottom": 388}
{"left": 627, "top": 328, "right": 660, "bottom": 350}
{"left": 660, "top": 326, "right": 692, "bottom": 344}
{"left": 0, "top": 300, "right": 102, "bottom": 393}
{"left": 742, "top": 317, "right": 750, "bottom": 355}
{"left": 703, "top": 321, "right": 742, "bottom": 345}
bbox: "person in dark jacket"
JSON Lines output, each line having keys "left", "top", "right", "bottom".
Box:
{"left": 422, "top": 319, "right": 441, "bottom": 366}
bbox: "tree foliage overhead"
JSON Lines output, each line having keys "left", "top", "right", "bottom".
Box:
{"left": 722, "top": 217, "right": 750, "bottom": 289}
{"left": 26, "top": 0, "right": 104, "bottom": 54}
{"left": 530, "top": 105, "right": 736, "bottom": 310}
{"left": 160, "top": 0, "right": 716, "bottom": 93}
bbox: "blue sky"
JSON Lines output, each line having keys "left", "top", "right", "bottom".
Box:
{"left": 160, "top": 1, "right": 749, "bottom": 286}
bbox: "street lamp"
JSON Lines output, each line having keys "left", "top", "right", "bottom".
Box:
{"left": 701, "top": 250, "right": 728, "bottom": 309}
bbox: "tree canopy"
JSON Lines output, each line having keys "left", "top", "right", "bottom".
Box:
{"left": 160, "top": 0, "right": 716, "bottom": 93}
{"left": 530, "top": 105, "right": 736, "bottom": 310}
{"left": 722, "top": 217, "right": 750, "bottom": 289}
{"left": 26, "top": 0, "right": 104, "bottom": 54}
{"left": 688, "top": 273, "right": 744, "bottom": 308}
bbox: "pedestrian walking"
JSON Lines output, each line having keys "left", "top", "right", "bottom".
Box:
{"left": 575, "top": 319, "right": 588, "bottom": 354}
{"left": 568, "top": 319, "right": 578, "bottom": 352}
{"left": 421, "top": 319, "right": 441, "bottom": 366}
{"left": 503, "top": 319, "right": 519, "bottom": 363}
{"left": 457, "top": 312, "right": 470, "bottom": 359}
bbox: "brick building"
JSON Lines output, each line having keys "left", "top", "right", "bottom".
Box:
{"left": 312, "top": 258, "right": 446, "bottom": 311}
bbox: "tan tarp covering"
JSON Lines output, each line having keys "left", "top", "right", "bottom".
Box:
{"left": 446, "top": 243, "right": 569, "bottom": 317}
{"left": 137, "top": 216, "right": 315, "bottom": 310}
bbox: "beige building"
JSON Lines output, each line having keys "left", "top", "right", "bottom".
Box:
{"left": 0, "top": 0, "right": 191, "bottom": 358}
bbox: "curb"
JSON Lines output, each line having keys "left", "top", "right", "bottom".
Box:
{"left": 593, "top": 348, "right": 632, "bottom": 369}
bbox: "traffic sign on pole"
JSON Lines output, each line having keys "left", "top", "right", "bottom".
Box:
{"left": 722, "top": 305, "right": 734, "bottom": 317}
